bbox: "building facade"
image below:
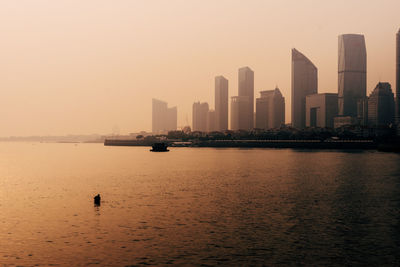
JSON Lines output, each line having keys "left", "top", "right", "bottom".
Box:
{"left": 305, "top": 93, "right": 338, "bottom": 128}
{"left": 207, "top": 110, "right": 216, "bottom": 132}
{"left": 255, "top": 87, "right": 285, "bottom": 130}
{"left": 291, "top": 48, "right": 318, "bottom": 129}
{"left": 238, "top": 67, "right": 254, "bottom": 130}
{"left": 152, "top": 99, "right": 177, "bottom": 134}
{"left": 215, "top": 76, "right": 229, "bottom": 132}
{"left": 192, "top": 102, "right": 209, "bottom": 132}
{"left": 230, "top": 96, "right": 250, "bottom": 131}
{"left": 338, "top": 34, "right": 367, "bottom": 118}
{"left": 368, "top": 82, "right": 395, "bottom": 127}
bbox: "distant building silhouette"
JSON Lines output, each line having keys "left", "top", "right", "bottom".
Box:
{"left": 152, "top": 99, "right": 177, "bottom": 134}
{"left": 238, "top": 67, "right": 254, "bottom": 130}
{"left": 215, "top": 76, "right": 229, "bottom": 132}
{"left": 230, "top": 96, "right": 250, "bottom": 131}
{"left": 368, "top": 82, "right": 395, "bottom": 127}
{"left": 306, "top": 93, "right": 338, "bottom": 128}
{"left": 338, "top": 34, "right": 367, "bottom": 118}
{"left": 255, "top": 87, "right": 285, "bottom": 130}
{"left": 207, "top": 110, "right": 216, "bottom": 132}
{"left": 291, "top": 48, "right": 318, "bottom": 129}
{"left": 192, "top": 102, "right": 209, "bottom": 132}
{"left": 396, "top": 29, "right": 400, "bottom": 124}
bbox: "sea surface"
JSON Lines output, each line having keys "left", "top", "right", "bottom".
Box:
{"left": 0, "top": 143, "right": 400, "bottom": 266}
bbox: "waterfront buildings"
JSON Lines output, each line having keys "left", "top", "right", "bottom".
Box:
{"left": 238, "top": 67, "right": 254, "bottom": 130}
{"left": 152, "top": 99, "right": 177, "bottom": 134}
{"left": 338, "top": 34, "right": 367, "bottom": 118}
{"left": 367, "top": 82, "right": 395, "bottom": 127}
{"left": 255, "top": 87, "right": 285, "bottom": 129}
{"left": 231, "top": 96, "right": 250, "bottom": 131}
{"left": 291, "top": 48, "right": 318, "bottom": 129}
{"left": 306, "top": 93, "right": 338, "bottom": 128}
{"left": 192, "top": 102, "right": 209, "bottom": 132}
{"left": 215, "top": 76, "right": 229, "bottom": 132}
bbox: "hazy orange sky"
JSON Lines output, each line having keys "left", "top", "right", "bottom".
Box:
{"left": 0, "top": 0, "right": 399, "bottom": 136}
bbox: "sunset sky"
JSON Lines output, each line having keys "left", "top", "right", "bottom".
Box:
{"left": 0, "top": 0, "right": 399, "bottom": 136}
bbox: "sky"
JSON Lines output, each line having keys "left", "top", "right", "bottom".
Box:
{"left": 0, "top": 0, "right": 399, "bottom": 136}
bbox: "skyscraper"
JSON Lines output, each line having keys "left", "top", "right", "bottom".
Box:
{"left": 338, "top": 34, "right": 367, "bottom": 117}
{"left": 230, "top": 96, "right": 250, "bottom": 131}
{"left": 152, "top": 99, "right": 177, "bottom": 134}
{"left": 192, "top": 102, "right": 209, "bottom": 132}
{"left": 255, "top": 87, "right": 285, "bottom": 130}
{"left": 238, "top": 67, "right": 254, "bottom": 130}
{"left": 291, "top": 48, "right": 318, "bottom": 129}
{"left": 368, "top": 82, "right": 395, "bottom": 127}
{"left": 396, "top": 29, "right": 400, "bottom": 124}
{"left": 215, "top": 76, "right": 229, "bottom": 132}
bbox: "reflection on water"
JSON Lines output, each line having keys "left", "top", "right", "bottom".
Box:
{"left": 0, "top": 143, "right": 400, "bottom": 265}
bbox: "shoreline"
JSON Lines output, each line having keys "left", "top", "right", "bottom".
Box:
{"left": 103, "top": 139, "right": 397, "bottom": 151}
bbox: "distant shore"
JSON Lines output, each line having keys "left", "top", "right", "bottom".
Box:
{"left": 102, "top": 139, "right": 398, "bottom": 151}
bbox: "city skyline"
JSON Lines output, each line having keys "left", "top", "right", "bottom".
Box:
{"left": 0, "top": 1, "right": 399, "bottom": 136}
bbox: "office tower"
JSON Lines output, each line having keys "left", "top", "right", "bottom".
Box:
{"left": 255, "top": 87, "right": 285, "bottom": 130}
{"left": 396, "top": 29, "right": 400, "bottom": 123}
{"left": 152, "top": 99, "right": 177, "bottom": 134}
{"left": 215, "top": 76, "right": 229, "bottom": 132}
{"left": 305, "top": 93, "right": 338, "bottom": 128}
{"left": 230, "top": 96, "right": 250, "bottom": 131}
{"left": 206, "top": 110, "right": 216, "bottom": 132}
{"left": 238, "top": 67, "right": 254, "bottom": 130}
{"left": 192, "top": 102, "right": 209, "bottom": 132}
{"left": 368, "top": 82, "right": 395, "bottom": 127}
{"left": 338, "top": 34, "right": 367, "bottom": 117}
{"left": 291, "top": 48, "right": 318, "bottom": 129}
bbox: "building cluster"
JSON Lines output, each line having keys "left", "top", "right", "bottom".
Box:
{"left": 152, "top": 29, "right": 400, "bottom": 134}
{"left": 151, "top": 99, "right": 177, "bottom": 134}
{"left": 192, "top": 67, "right": 286, "bottom": 133}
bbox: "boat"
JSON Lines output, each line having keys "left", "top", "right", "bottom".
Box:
{"left": 150, "top": 142, "right": 169, "bottom": 152}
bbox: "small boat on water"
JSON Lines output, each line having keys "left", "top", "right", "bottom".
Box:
{"left": 150, "top": 142, "right": 169, "bottom": 152}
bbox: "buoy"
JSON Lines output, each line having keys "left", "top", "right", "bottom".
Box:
{"left": 94, "top": 194, "right": 101, "bottom": 206}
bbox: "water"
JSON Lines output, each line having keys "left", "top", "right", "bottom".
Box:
{"left": 0, "top": 143, "right": 400, "bottom": 266}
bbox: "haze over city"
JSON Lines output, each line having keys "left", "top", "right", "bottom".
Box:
{"left": 1, "top": 0, "right": 399, "bottom": 136}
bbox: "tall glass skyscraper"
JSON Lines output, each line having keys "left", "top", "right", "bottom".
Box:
{"left": 338, "top": 34, "right": 367, "bottom": 117}
{"left": 291, "top": 48, "right": 318, "bottom": 129}
{"left": 215, "top": 76, "right": 229, "bottom": 132}
{"left": 238, "top": 67, "right": 254, "bottom": 130}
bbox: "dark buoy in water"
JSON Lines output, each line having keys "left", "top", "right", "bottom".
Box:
{"left": 94, "top": 194, "right": 101, "bottom": 206}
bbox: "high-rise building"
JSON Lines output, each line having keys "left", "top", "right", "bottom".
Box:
{"left": 291, "top": 48, "right": 318, "bottom": 129}
{"left": 368, "top": 82, "right": 395, "bottom": 127}
{"left": 215, "top": 76, "right": 229, "bottom": 132}
{"left": 255, "top": 87, "right": 285, "bottom": 130}
{"left": 338, "top": 34, "right": 367, "bottom": 117}
{"left": 192, "top": 102, "right": 209, "bottom": 132}
{"left": 206, "top": 110, "right": 216, "bottom": 132}
{"left": 396, "top": 29, "right": 400, "bottom": 124}
{"left": 238, "top": 67, "right": 254, "bottom": 130}
{"left": 152, "top": 99, "right": 177, "bottom": 134}
{"left": 230, "top": 96, "right": 250, "bottom": 131}
{"left": 305, "top": 93, "right": 338, "bottom": 128}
